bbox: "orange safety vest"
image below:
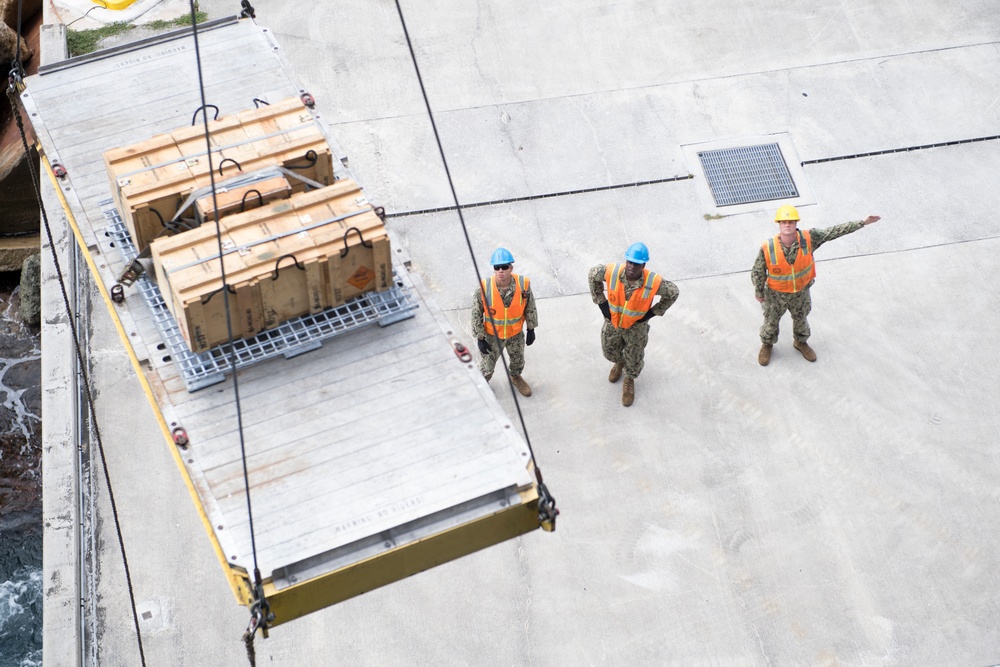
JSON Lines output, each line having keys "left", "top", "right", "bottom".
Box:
{"left": 482, "top": 274, "right": 530, "bottom": 339}
{"left": 763, "top": 230, "right": 816, "bottom": 293}
{"left": 604, "top": 264, "right": 662, "bottom": 329}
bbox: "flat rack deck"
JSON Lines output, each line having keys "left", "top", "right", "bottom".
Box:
{"left": 23, "top": 16, "right": 540, "bottom": 624}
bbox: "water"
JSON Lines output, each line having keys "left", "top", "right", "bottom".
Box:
{"left": 0, "top": 568, "right": 41, "bottom": 667}
{"left": 0, "top": 274, "right": 42, "bottom": 667}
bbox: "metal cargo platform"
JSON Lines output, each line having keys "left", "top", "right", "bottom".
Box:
{"left": 23, "top": 16, "right": 542, "bottom": 625}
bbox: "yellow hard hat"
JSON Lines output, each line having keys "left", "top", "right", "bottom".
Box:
{"left": 775, "top": 205, "right": 800, "bottom": 222}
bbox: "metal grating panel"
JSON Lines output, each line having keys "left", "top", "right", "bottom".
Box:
{"left": 698, "top": 143, "right": 798, "bottom": 207}
{"left": 101, "top": 200, "right": 417, "bottom": 392}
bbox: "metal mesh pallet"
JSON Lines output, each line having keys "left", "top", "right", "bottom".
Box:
{"left": 100, "top": 200, "right": 417, "bottom": 392}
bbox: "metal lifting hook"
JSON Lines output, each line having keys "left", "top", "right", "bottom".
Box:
{"left": 7, "top": 63, "right": 25, "bottom": 94}
{"left": 537, "top": 482, "right": 559, "bottom": 532}
{"left": 248, "top": 582, "right": 274, "bottom": 638}
{"left": 241, "top": 574, "right": 272, "bottom": 666}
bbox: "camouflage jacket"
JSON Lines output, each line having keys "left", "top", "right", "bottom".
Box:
{"left": 471, "top": 276, "right": 538, "bottom": 339}
{"left": 588, "top": 264, "right": 680, "bottom": 317}
{"left": 752, "top": 221, "right": 865, "bottom": 298}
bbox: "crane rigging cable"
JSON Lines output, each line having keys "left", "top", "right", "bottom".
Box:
{"left": 183, "top": 0, "right": 273, "bottom": 657}
{"left": 6, "top": 1, "right": 147, "bottom": 663}
{"left": 391, "top": 0, "right": 558, "bottom": 528}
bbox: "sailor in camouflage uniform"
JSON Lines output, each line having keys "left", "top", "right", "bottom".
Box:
{"left": 473, "top": 248, "right": 537, "bottom": 397}
{"left": 589, "top": 243, "right": 679, "bottom": 407}
{"left": 753, "top": 205, "right": 880, "bottom": 365}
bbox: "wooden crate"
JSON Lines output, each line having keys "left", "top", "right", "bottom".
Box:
{"left": 222, "top": 180, "right": 389, "bottom": 323}
{"left": 194, "top": 174, "right": 293, "bottom": 223}
{"left": 105, "top": 132, "right": 190, "bottom": 254}
{"left": 315, "top": 224, "right": 391, "bottom": 307}
{"left": 239, "top": 180, "right": 391, "bottom": 309}
{"left": 150, "top": 180, "right": 390, "bottom": 353}
{"left": 238, "top": 98, "right": 336, "bottom": 189}
{"left": 104, "top": 97, "right": 336, "bottom": 253}
{"left": 150, "top": 224, "right": 264, "bottom": 352}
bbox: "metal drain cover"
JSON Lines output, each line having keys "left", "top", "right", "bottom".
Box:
{"left": 698, "top": 143, "right": 798, "bottom": 207}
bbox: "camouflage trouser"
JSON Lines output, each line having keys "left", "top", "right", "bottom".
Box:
{"left": 601, "top": 320, "right": 650, "bottom": 379}
{"left": 479, "top": 332, "right": 526, "bottom": 378}
{"left": 760, "top": 288, "right": 811, "bottom": 345}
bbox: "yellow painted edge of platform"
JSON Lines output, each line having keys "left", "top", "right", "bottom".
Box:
{"left": 41, "top": 153, "right": 252, "bottom": 606}
{"left": 262, "top": 488, "right": 541, "bottom": 627}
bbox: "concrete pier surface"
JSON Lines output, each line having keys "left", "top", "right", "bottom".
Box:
{"left": 41, "top": 1, "right": 1000, "bottom": 665}
{"left": 46, "top": 0, "right": 193, "bottom": 29}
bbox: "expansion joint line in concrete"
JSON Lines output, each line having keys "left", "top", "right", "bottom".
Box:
{"left": 384, "top": 174, "right": 694, "bottom": 219}
{"left": 802, "top": 133, "right": 1000, "bottom": 165}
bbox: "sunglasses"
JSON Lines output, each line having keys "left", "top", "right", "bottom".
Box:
{"left": 493, "top": 264, "right": 512, "bottom": 271}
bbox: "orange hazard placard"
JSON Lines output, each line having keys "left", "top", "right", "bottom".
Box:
{"left": 347, "top": 266, "right": 376, "bottom": 290}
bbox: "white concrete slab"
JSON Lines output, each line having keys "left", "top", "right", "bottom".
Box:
{"left": 223, "top": 0, "right": 1000, "bottom": 118}
{"left": 327, "top": 42, "right": 1000, "bottom": 213}
{"left": 39, "top": 181, "right": 82, "bottom": 667}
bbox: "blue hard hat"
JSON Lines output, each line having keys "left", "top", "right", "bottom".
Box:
{"left": 624, "top": 242, "right": 649, "bottom": 264}
{"left": 490, "top": 247, "right": 515, "bottom": 265}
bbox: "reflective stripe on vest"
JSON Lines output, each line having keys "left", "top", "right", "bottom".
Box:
{"left": 482, "top": 274, "right": 529, "bottom": 339}
{"left": 763, "top": 230, "right": 816, "bottom": 293}
{"left": 604, "top": 263, "right": 662, "bottom": 329}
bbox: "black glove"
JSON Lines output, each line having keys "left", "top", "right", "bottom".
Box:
{"left": 638, "top": 311, "right": 656, "bottom": 324}
{"left": 477, "top": 338, "right": 490, "bottom": 355}
{"left": 598, "top": 301, "right": 611, "bottom": 320}
{"left": 525, "top": 329, "right": 535, "bottom": 346}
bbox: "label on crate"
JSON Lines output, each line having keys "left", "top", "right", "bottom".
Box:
{"left": 347, "top": 266, "right": 375, "bottom": 290}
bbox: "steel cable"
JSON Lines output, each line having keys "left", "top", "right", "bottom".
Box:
{"left": 184, "top": 0, "right": 271, "bottom": 649}
{"left": 391, "top": 1, "right": 558, "bottom": 520}
{"left": 6, "top": 36, "right": 148, "bottom": 667}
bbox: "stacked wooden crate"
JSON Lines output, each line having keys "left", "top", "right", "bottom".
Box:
{"left": 150, "top": 179, "right": 391, "bottom": 353}
{"left": 102, "top": 98, "right": 394, "bottom": 354}
{"left": 103, "top": 97, "right": 335, "bottom": 254}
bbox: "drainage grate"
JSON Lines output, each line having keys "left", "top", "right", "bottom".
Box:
{"left": 698, "top": 143, "right": 798, "bottom": 207}
{"left": 101, "top": 200, "right": 417, "bottom": 392}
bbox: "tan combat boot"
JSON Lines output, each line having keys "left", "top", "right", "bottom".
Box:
{"left": 622, "top": 377, "right": 635, "bottom": 407}
{"left": 793, "top": 340, "right": 817, "bottom": 362}
{"left": 608, "top": 363, "right": 623, "bottom": 383}
{"left": 758, "top": 343, "right": 772, "bottom": 366}
{"left": 510, "top": 375, "right": 532, "bottom": 397}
